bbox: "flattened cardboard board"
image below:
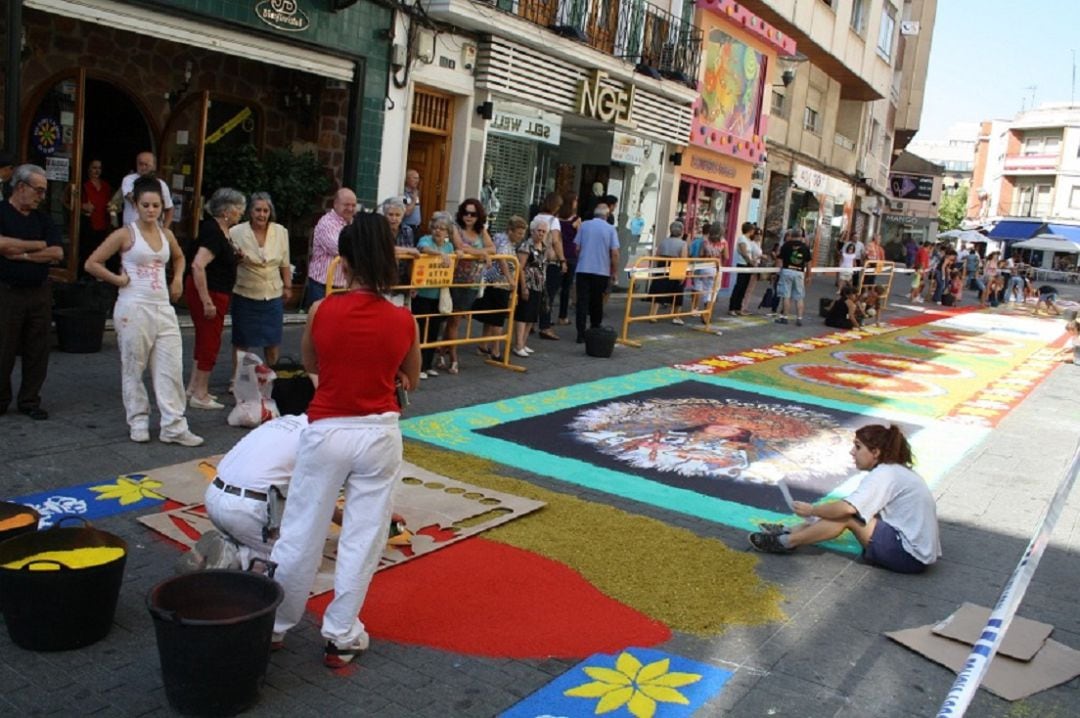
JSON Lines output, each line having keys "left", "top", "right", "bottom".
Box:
{"left": 138, "top": 460, "right": 545, "bottom": 597}
{"left": 931, "top": 602, "right": 1053, "bottom": 661}
{"left": 139, "top": 455, "right": 223, "bottom": 505}
{"left": 886, "top": 625, "right": 1080, "bottom": 701}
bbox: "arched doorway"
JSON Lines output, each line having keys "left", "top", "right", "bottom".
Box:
{"left": 23, "top": 71, "right": 154, "bottom": 280}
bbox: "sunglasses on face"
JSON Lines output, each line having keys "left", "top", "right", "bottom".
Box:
{"left": 462, "top": 210, "right": 477, "bottom": 217}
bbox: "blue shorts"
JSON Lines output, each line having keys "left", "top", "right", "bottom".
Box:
{"left": 776, "top": 268, "right": 805, "bottom": 301}
{"left": 862, "top": 519, "right": 928, "bottom": 574}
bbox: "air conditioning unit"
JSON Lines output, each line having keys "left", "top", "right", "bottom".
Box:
{"left": 888, "top": 200, "right": 905, "bottom": 211}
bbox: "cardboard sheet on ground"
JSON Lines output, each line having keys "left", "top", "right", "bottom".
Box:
{"left": 887, "top": 605, "right": 1080, "bottom": 701}
{"left": 931, "top": 602, "right": 1053, "bottom": 661}
{"left": 137, "top": 457, "right": 545, "bottom": 596}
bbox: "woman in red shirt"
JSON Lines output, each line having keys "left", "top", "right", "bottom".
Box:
{"left": 270, "top": 213, "right": 420, "bottom": 668}
{"left": 79, "top": 158, "right": 113, "bottom": 276}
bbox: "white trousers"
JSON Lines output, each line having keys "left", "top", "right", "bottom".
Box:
{"left": 114, "top": 300, "right": 190, "bottom": 437}
{"left": 270, "top": 414, "right": 401, "bottom": 645}
{"left": 204, "top": 482, "right": 272, "bottom": 569}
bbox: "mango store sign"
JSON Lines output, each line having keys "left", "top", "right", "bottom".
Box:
{"left": 489, "top": 105, "right": 561, "bottom": 146}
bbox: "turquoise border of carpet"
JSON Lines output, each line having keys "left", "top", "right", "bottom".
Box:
{"left": 402, "top": 367, "right": 988, "bottom": 555}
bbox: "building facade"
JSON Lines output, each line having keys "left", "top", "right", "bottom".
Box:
{"left": 1, "top": 0, "right": 391, "bottom": 281}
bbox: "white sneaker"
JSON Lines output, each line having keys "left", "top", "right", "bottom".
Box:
{"left": 672, "top": 318, "right": 685, "bottom": 325}
{"left": 324, "top": 631, "right": 371, "bottom": 668}
{"left": 419, "top": 371, "right": 429, "bottom": 380}
{"left": 522, "top": 346, "right": 535, "bottom": 354}
{"left": 427, "top": 368, "right": 439, "bottom": 377}
{"left": 130, "top": 426, "right": 150, "bottom": 443}
{"left": 161, "top": 430, "right": 205, "bottom": 447}
{"left": 189, "top": 395, "right": 225, "bottom": 410}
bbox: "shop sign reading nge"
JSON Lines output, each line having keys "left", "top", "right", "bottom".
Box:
{"left": 576, "top": 70, "right": 636, "bottom": 127}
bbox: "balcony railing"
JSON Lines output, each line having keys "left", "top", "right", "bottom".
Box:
{"left": 1003, "top": 154, "right": 1059, "bottom": 173}
{"left": 491, "top": 0, "right": 701, "bottom": 88}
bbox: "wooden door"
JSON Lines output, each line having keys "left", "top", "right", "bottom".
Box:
{"left": 158, "top": 91, "right": 210, "bottom": 247}
{"left": 24, "top": 69, "right": 85, "bottom": 281}
{"left": 407, "top": 87, "right": 454, "bottom": 233}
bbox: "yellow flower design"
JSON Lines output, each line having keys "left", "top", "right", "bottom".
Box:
{"left": 564, "top": 652, "right": 701, "bottom": 717}
{"left": 89, "top": 474, "right": 165, "bottom": 505}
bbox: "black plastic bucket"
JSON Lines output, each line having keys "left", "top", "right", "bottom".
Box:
{"left": 54, "top": 307, "right": 106, "bottom": 353}
{"left": 0, "top": 501, "right": 40, "bottom": 545}
{"left": 0, "top": 517, "right": 126, "bottom": 651}
{"left": 147, "top": 570, "right": 283, "bottom": 716}
{"left": 584, "top": 326, "right": 616, "bottom": 358}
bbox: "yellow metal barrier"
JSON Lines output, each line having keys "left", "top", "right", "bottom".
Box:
{"left": 326, "top": 254, "right": 526, "bottom": 372}
{"left": 618, "top": 255, "right": 723, "bottom": 347}
{"left": 854, "top": 260, "right": 897, "bottom": 323}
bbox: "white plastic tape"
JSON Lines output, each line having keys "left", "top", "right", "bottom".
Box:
{"left": 936, "top": 439, "right": 1080, "bottom": 717}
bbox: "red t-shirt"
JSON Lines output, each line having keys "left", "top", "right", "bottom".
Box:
{"left": 915, "top": 246, "right": 930, "bottom": 270}
{"left": 83, "top": 179, "right": 113, "bottom": 231}
{"left": 306, "top": 290, "right": 415, "bottom": 421}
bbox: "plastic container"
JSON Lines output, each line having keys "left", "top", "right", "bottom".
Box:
{"left": 54, "top": 308, "right": 107, "bottom": 353}
{"left": 584, "top": 326, "right": 616, "bottom": 358}
{"left": 147, "top": 570, "right": 283, "bottom": 716}
{"left": 0, "top": 502, "right": 40, "bottom": 544}
{"left": 0, "top": 517, "right": 126, "bottom": 651}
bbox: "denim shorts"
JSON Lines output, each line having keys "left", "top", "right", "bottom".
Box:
{"left": 862, "top": 519, "right": 928, "bottom": 574}
{"left": 776, "top": 268, "right": 805, "bottom": 301}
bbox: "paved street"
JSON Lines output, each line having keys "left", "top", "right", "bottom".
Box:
{"left": 1, "top": 279, "right": 1079, "bottom": 717}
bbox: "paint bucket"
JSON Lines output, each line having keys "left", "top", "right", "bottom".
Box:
{"left": 147, "top": 570, "right": 283, "bottom": 716}
{"left": 54, "top": 308, "right": 106, "bottom": 353}
{"left": 0, "top": 517, "right": 127, "bottom": 651}
{"left": 0, "top": 502, "right": 40, "bottom": 545}
{"left": 584, "top": 326, "right": 616, "bottom": 358}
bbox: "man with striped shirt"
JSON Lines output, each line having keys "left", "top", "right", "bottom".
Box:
{"left": 304, "top": 188, "right": 357, "bottom": 309}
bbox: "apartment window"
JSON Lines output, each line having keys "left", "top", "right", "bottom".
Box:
{"left": 1023, "top": 135, "right": 1063, "bottom": 155}
{"left": 877, "top": 3, "right": 897, "bottom": 60}
{"left": 1013, "top": 184, "right": 1053, "bottom": 217}
{"left": 804, "top": 106, "right": 821, "bottom": 134}
{"left": 771, "top": 90, "right": 787, "bottom": 118}
{"left": 851, "top": 0, "right": 868, "bottom": 36}
{"left": 1070, "top": 186, "right": 1080, "bottom": 209}
{"left": 1045, "top": 137, "right": 1061, "bottom": 154}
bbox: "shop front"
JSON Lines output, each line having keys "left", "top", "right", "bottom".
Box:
{"left": 2, "top": 0, "right": 391, "bottom": 283}
{"left": 770, "top": 158, "right": 856, "bottom": 266}
{"left": 473, "top": 36, "right": 697, "bottom": 276}
{"left": 674, "top": 0, "right": 794, "bottom": 293}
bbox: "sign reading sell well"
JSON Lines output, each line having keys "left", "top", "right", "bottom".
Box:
{"left": 577, "top": 70, "right": 636, "bottom": 127}
{"left": 490, "top": 108, "right": 562, "bottom": 146}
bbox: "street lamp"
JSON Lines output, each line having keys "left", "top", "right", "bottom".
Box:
{"left": 777, "top": 52, "right": 808, "bottom": 87}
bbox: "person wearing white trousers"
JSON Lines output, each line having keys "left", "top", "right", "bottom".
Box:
{"left": 267, "top": 213, "right": 420, "bottom": 668}
{"left": 84, "top": 176, "right": 202, "bottom": 446}
{"left": 269, "top": 415, "right": 401, "bottom": 651}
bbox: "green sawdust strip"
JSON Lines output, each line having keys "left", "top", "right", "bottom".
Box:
{"left": 404, "top": 443, "right": 785, "bottom": 636}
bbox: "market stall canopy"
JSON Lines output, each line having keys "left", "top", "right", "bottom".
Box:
{"left": 1011, "top": 234, "right": 1080, "bottom": 254}
{"left": 938, "top": 229, "right": 988, "bottom": 245}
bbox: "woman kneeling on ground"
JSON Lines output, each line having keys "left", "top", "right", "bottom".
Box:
{"left": 748, "top": 424, "right": 941, "bottom": 574}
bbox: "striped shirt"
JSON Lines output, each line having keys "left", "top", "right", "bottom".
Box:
{"left": 306, "top": 209, "right": 349, "bottom": 288}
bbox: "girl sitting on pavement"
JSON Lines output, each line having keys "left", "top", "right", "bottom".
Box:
{"left": 748, "top": 424, "right": 941, "bottom": 574}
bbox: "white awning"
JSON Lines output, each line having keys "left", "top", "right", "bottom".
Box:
{"left": 25, "top": 0, "right": 356, "bottom": 82}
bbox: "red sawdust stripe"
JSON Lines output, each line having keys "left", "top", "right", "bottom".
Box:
{"left": 305, "top": 537, "right": 671, "bottom": 659}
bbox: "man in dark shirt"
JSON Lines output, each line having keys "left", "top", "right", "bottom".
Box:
{"left": 774, "top": 227, "right": 812, "bottom": 326}
{"left": 0, "top": 165, "right": 64, "bottom": 419}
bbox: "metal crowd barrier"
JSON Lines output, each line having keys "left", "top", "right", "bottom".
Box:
{"left": 326, "top": 253, "right": 526, "bottom": 373}
{"left": 619, "top": 255, "right": 724, "bottom": 347}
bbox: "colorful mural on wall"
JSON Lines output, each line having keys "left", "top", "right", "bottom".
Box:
{"left": 699, "top": 30, "right": 765, "bottom": 142}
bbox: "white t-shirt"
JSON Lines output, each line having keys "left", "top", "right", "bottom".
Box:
{"left": 748, "top": 241, "right": 763, "bottom": 265}
{"left": 215, "top": 414, "right": 309, "bottom": 495}
{"left": 843, "top": 462, "right": 941, "bottom": 565}
{"left": 734, "top": 234, "right": 751, "bottom": 266}
{"left": 121, "top": 173, "right": 174, "bottom": 226}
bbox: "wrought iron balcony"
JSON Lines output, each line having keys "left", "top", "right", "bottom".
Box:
{"left": 489, "top": 0, "right": 701, "bottom": 88}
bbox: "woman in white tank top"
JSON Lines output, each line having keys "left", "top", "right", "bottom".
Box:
{"left": 84, "top": 177, "right": 203, "bottom": 446}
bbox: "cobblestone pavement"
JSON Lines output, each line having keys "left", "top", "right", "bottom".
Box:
{"left": 1, "top": 280, "right": 1078, "bottom": 717}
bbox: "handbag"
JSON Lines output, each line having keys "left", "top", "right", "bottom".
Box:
{"left": 270, "top": 356, "right": 315, "bottom": 416}
{"left": 438, "top": 286, "right": 453, "bottom": 314}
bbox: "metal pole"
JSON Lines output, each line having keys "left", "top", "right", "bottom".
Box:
{"left": 4, "top": 0, "right": 22, "bottom": 156}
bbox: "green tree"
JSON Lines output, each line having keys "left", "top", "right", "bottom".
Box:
{"left": 938, "top": 185, "right": 967, "bottom": 231}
